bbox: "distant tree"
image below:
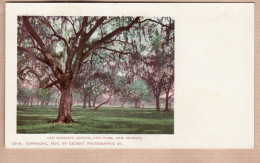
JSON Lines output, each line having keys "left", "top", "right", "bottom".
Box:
{"left": 92, "top": 69, "right": 125, "bottom": 111}
{"left": 134, "top": 18, "right": 174, "bottom": 111}
{"left": 75, "top": 63, "right": 102, "bottom": 108}
{"left": 72, "top": 90, "right": 83, "bottom": 106}
{"left": 36, "top": 88, "right": 52, "bottom": 106}
{"left": 162, "top": 53, "right": 174, "bottom": 111}
{"left": 128, "top": 79, "right": 149, "bottom": 108}
{"left": 51, "top": 90, "right": 60, "bottom": 106}
{"left": 17, "top": 85, "right": 32, "bottom": 105}
{"left": 118, "top": 82, "right": 131, "bottom": 108}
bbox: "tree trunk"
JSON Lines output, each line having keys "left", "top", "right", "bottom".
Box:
{"left": 88, "top": 96, "right": 91, "bottom": 107}
{"left": 93, "top": 96, "right": 97, "bottom": 107}
{"left": 54, "top": 86, "right": 73, "bottom": 123}
{"left": 155, "top": 95, "right": 160, "bottom": 111}
{"left": 71, "top": 94, "right": 73, "bottom": 107}
{"left": 30, "top": 96, "right": 33, "bottom": 106}
{"left": 45, "top": 100, "right": 49, "bottom": 106}
{"left": 164, "top": 91, "right": 170, "bottom": 111}
{"left": 121, "top": 98, "right": 127, "bottom": 108}
{"left": 82, "top": 95, "right": 87, "bottom": 109}
{"left": 93, "top": 95, "right": 112, "bottom": 111}
{"left": 134, "top": 99, "right": 139, "bottom": 108}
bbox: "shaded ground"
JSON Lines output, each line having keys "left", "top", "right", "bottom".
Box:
{"left": 17, "top": 105, "right": 174, "bottom": 134}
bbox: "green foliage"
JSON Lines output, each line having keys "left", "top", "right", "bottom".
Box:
{"left": 128, "top": 79, "right": 149, "bottom": 100}
{"left": 151, "top": 35, "right": 163, "bottom": 51}
{"left": 72, "top": 89, "right": 83, "bottom": 101}
{"left": 17, "top": 87, "right": 32, "bottom": 101}
{"left": 36, "top": 88, "right": 52, "bottom": 101}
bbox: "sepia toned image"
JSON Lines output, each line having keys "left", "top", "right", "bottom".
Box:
{"left": 17, "top": 16, "right": 174, "bottom": 134}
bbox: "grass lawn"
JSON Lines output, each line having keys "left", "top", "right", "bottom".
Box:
{"left": 17, "top": 105, "right": 174, "bottom": 134}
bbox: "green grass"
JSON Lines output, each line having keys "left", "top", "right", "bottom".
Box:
{"left": 17, "top": 105, "right": 174, "bottom": 134}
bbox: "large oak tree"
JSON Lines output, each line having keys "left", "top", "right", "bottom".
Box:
{"left": 18, "top": 16, "right": 140, "bottom": 123}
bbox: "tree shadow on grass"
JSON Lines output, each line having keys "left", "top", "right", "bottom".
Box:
{"left": 46, "top": 119, "right": 79, "bottom": 124}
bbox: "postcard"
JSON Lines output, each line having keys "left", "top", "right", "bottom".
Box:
{"left": 5, "top": 3, "right": 254, "bottom": 148}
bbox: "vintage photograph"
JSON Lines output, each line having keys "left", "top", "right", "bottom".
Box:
{"left": 17, "top": 16, "right": 174, "bottom": 134}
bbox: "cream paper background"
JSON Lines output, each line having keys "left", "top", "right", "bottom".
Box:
{"left": 5, "top": 3, "right": 254, "bottom": 148}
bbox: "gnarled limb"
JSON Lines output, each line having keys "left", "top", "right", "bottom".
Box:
{"left": 41, "top": 80, "right": 59, "bottom": 89}
{"left": 92, "top": 95, "right": 112, "bottom": 111}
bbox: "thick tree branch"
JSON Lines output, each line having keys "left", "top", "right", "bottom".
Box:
{"left": 45, "top": 20, "right": 69, "bottom": 49}
{"left": 22, "top": 17, "right": 48, "bottom": 53}
{"left": 41, "top": 80, "right": 59, "bottom": 89}
{"left": 71, "top": 17, "right": 107, "bottom": 83}
{"left": 22, "top": 16, "right": 63, "bottom": 80}
{"left": 81, "top": 17, "right": 140, "bottom": 62}
{"left": 100, "top": 47, "right": 133, "bottom": 55}
{"left": 44, "top": 68, "right": 60, "bottom": 90}
{"left": 18, "top": 66, "right": 41, "bottom": 83}
{"left": 168, "top": 94, "right": 174, "bottom": 99}
{"left": 18, "top": 46, "right": 64, "bottom": 75}
{"left": 66, "top": 17, "right": 77, "bottom": 35}
{"left": 92, "top": 94, "right": 112, "bottom": 111}
{"left": 91, "top": 17, "right": 140, "bottom": 48}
